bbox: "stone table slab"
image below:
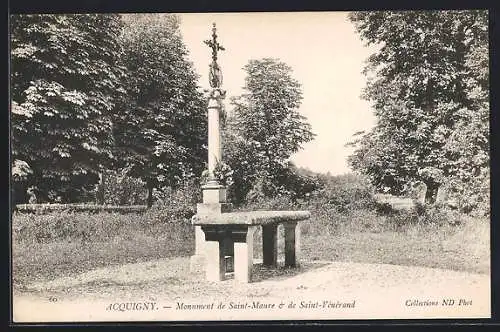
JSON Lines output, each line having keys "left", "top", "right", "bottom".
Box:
{"left": 192, "top": 210, "right": 310, "bottom": 226}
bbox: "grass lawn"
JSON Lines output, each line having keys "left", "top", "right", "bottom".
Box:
{"left": 12, "top": 210, "right": 490, "bottom": 290}
{"left": 301, "top": 220, "right": 490, "bottom": 275}
{"left": 12, "top": 227, "right": 195, "bottom": 289}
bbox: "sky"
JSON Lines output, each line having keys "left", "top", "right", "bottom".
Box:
{"left": 178, "top": 12, "right": 377, "bottom": 175}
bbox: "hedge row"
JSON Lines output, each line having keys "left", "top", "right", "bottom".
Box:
{"left": 14, "top": 203, "right": 148, "bottom": 214}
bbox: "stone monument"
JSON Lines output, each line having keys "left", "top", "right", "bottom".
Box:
{"left": 190, "top": 23, "right": 231, "bottom": 272}
{"left": 435, "top": 184, "right": 449, "bottom": 206}
{"left": 190, "top": 23, "right": 310, "bottom": 283}
{"left": 412, "top": 181, "right": 427, "bottom": 205}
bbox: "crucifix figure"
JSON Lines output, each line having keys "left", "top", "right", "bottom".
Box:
{"left": 204, "top": 23, "right": 225, "bottom": 88}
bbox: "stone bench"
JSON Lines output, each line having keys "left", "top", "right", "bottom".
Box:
{"left": 192, "top": 210, "right": 310, "bottom": 283}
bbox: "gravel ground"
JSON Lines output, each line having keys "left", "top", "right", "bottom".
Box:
{"left": 13, "top": 257, "right": 490, "bottom": 322}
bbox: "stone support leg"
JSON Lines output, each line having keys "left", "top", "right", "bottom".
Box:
{"left": 201, "top": 226, "right": 226, "bottom": 281}
{"left": 189, "top": 226, "right": 206, "bottom": 273}
{"left": 233, "top": 226, "right": 255, "bottom": 283}
{"left": 191, "top": 202, "right": 232, "bottom": 273}
{"left": 284, "top": 222, "right": 298, "bottom": 267}
{"left": 204, "top": 239, "right": 225, "bottom": 281}
{"left": 262, "top": 224, "right": 278, "bottom": 267}
{"left": 194, "top": 225, "right": 205, "bottom": 255}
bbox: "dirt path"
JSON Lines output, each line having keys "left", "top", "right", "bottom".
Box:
{"left": 13, "top": 257, "right": 490, "bottom": 322}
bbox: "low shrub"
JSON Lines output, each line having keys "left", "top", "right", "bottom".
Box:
{"left": 419, "top": 205, "right": 465, "bottom": 226}
{"left": 149, "top": 180, "right": 201, "bottom": 223}
{"left": 382, "top": 204, "right": 466, "bottom": 230}
{"left": 234, "top": 174, "right": 385, "bottom": 235}
{"left": 31, "top": 182, "right": 202, "bottom": 244}
{"left": 238, "top": 194, "right": 298, "bottom": 212}
{"left": 13, "top": 211, "right": 134, "bottom": 244}
{"left": 308, "top": 174, "right": 377, "bottom": 214}
{"left": 303, "top": 204, "right": 385, "bottom": 236}
{"left": 374, "top": 201, "right": 394, "bottom": 215}
{"left": 12, "top": 209, "right": 195, "bottom": 286}
{"left": 12, "top": 204, "right": 195, "bottom": 245}
{"left": 98, "top": 169, "right": 147, "bottom": 205}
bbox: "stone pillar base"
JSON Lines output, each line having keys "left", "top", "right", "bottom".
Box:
{"left": 189, "top": 254, "right": 206, "bottom": 273}
{"left": 201, "top": 184, "right": 227, "bottom": 203}
{"left": 196, "top": 203, "right": 232, "bottom": 215}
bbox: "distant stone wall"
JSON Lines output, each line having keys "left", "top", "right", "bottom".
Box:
{"left": 374, "top": 194, "right": 416, "bottom": 211}
{"left": 14, "top": 203, "right": 147, "bottom": 214}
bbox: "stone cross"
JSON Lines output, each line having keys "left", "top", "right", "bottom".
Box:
{"left": 191, "top": 23, "right": 230, "bottom": 272}
{"left": 204, "top": 23, "right": 225, "bottom": 63}
{"left": 204, "top": 23, "right": 225, "bottom": 89}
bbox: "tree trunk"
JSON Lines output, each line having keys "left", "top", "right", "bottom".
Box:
{"left": 425, "top": 181, "right": 439, "bottom": 204}
{"left": 96, "top": 171, "right": 105, "bottom": 205}
{"left": 147, "top": 183, "right": 154, "bottom": 208}
{"left": 12, "top": 181, "right": 28, "bottom": 205}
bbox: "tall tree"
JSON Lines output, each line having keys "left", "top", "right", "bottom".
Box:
{"left": 115, "top": 14, "right": 207, "bottom": 207}
{"left": 11, "top": 14, "right": 126, "bottom": 203}
{"left": 442, "top": 12, "right": 489, "bottom": 212}
{"left": 224, "top": 58, "right": 315, "bottom": 203}
{"left": 347, "top": 10, "right": 489, "bottom": 210}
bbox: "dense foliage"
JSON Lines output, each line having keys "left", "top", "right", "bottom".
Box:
{"left": 96, "top": 169, "right": 147, "bottom": 206}
{"left": 9, "top": 16, "right": 329, "bottom": 210}
{"left": 224, "top": 58, "right": 316, "bottom": 203}
{"left": 114, "top": 14, "right": 207, "bottom": 207}
{"left": 11, "top": 14, "right": 126, "bottom": 203}
{"left": 347, "top": 10, "right": 489, "bottom": 214}
{"left": 11, "top": 14, "right": 207, "bottom": 207}
{"left": 12, "top": 12, "right": 487, "bottom": 219}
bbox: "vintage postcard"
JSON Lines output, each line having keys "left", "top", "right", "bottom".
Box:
{"left": 10, "top": 11, "right": 490, "bottom": 322}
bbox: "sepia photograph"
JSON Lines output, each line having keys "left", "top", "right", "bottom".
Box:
{"left": 10, "top": 10, "right": 490, "bottom": 322}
